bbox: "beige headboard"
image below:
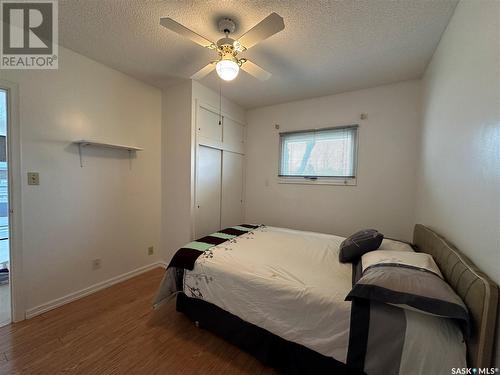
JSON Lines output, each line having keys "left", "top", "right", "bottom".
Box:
{"left": 413, "top": 224, "right": 498, "bottom": 367}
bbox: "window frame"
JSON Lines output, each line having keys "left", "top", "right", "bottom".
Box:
{"left": 277, "top": 124, "right": 359, "bottom": 186}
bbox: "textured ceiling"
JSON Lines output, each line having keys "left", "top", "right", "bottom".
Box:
{"left": 59, "top": 0, "right": 458, "bottom": 109}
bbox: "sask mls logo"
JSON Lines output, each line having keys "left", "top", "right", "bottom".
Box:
{"left": 0, "top": 0, "right": 58, "bottom": 69}
{"left": 452, "top": 368, "right": 499, "bottom": 374}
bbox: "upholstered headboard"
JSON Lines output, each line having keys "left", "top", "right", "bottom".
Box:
{"left": 413, "top": 224, "right": 498, "bottom": 367}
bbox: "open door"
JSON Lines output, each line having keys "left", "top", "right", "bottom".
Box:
{"left": 0, "top": 88, "right": 10, "bottom": 326}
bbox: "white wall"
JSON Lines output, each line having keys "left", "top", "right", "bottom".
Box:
{"left": 161, "top": 80, "right": 245, "bottom": 260}
{"left": 1, "top": 46, "right": 162, "bottom": 312}
{"left": 245, "top": 80, "right": 421, "bottom": 241}
{"left": 161, "top": 81, "right": 193, "bottom": 260}
{"left": 414, "top": 0, "right": 500, "bottom": 363}
{"left": 416, "top": 0, "right": 499, "bottom": 285}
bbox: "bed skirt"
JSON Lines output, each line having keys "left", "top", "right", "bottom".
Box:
{"left": 176, "top": 293, "right": 364, "bottom": 375}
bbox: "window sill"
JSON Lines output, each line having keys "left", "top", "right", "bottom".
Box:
{"left": 277, "top": 177, "right": 357, "bottom": 186}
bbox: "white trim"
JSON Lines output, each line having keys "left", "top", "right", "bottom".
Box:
{"left": 25, "top": 261, "right": 167, "bottom": 319}
{"left": 277, "top": 177, "right": 357, "bottom": 186}
{"left": 197, "top": 136, "right": 244, "bottom": 155}
{"left": 0, "top": 79, "right": 24, "bottom": 323}
{"left": 189, "top": 97, "right": 197, "bottom": 241}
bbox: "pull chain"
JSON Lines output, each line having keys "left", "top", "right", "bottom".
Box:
{"left": 219, "top": 80, "right": 222, "bottom": 126}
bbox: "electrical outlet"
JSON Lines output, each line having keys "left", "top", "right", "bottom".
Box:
{"left": 27, "top": 172, "right": 40, "bottom": 185}
{"left": 92, "top": 258, "right": 101, "bottom": 270}
{"left": 148, "top": 246, "right": 154, "bottom": 256}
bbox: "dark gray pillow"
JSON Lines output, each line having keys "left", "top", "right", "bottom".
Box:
{"left": 339, "top": 229, "right": 383, "bottom": 263}
{"left": 345, "top": 262, "right": 469, "bottom": 336}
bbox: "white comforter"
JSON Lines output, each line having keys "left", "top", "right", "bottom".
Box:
{"left": 185, "top": 226, "right": 354, "bottom": 361}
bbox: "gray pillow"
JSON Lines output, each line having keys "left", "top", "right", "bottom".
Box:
{"left": 339, "top": 229, "right": 384, "bottom": 263}
{"left": 345, "top": 262, "right": 469, "bottom": 335}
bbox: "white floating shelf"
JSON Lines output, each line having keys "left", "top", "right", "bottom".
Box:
{"left": 74, "top": 140, "right": 143, "bottom": 151}
{"left": 74, "top": 140, "right": 143, "bottom": 167}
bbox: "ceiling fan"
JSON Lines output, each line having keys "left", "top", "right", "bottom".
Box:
{"left": 160, "top": 13, "right": 285, "bottom": 82}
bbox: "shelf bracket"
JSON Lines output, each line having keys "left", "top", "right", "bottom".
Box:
{"left": 78, "top": 143, "right": 83, "bottom": 168}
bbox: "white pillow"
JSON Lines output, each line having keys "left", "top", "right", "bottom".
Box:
{"left": 361, "top": 250, "right": 443, "bottom": 278}
{"left": 378, "top": 239, "right": 414, "bottom": 252}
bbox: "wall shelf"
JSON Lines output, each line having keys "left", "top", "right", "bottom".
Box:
{"left": 74, "top": 140, "right": 143, "bottom": 151}
{"left": 73, "top": 140, "right": 143, "bottom": 167}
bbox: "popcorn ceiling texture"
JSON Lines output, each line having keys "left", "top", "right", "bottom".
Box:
{"left": 59, "top": 0, "right": 458, "bottom": 109}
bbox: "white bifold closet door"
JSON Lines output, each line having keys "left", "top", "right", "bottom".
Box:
{"left": 221, "top": 151, "right": 244, "bottom": 228}
{"left": 195, "top": 147, "right": 244, "bottom": 238}
{"left": 195, "top": 145, "right": 222, "bottom": 238}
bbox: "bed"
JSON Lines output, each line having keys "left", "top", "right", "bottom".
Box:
{"left": 153, "top": 224, "right": 498, "bottom": 375}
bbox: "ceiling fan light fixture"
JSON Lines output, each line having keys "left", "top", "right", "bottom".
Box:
{"left": 161, "top": 13, "right": 283, "bottom": 82}
{"left": 216, "top": 59, "right": 239, "bottom": 81}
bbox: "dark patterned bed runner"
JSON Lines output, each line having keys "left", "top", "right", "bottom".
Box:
{"left": 168, "top": 224, "right": 260, "bottom": 270}
{"left": 347, "top": 260, "right": 370, "bottom": 372}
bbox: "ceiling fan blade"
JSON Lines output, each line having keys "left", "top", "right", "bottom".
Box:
{"left": 191, "top": 63, "right": 216, "bottom": 80}
{"left": 160, "top": 17, "right": 214, "bottom": 48}
{"left": 241, "top": 60, "right": 272, "bottom": 81}
{"left": 237, "top": 13, "right": 284, "bottom": 50}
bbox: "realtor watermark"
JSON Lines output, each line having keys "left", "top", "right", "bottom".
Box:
{"left": 1, "top": 0, "right": 58, "bottom": 69}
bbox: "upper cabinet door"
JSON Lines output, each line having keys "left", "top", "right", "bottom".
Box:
{"left": 222, "top": 116, "right": 245, "bottom": 153}
{"left": 198, "top": 106, "right": 222, "bottom": 143}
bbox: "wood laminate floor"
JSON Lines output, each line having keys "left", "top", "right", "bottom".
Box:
{"left": 0, "top": 268, "right": 278, "bottom": 375}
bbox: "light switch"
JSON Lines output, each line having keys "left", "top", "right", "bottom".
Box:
{"left": 27, "top": 172, "right": 40, "bottom": 185}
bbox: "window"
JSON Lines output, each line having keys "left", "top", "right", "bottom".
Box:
{"left": 279, "top": 125, "right": 358, "bottom": 184}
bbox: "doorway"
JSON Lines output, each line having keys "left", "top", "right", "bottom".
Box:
{"left": 0, "top": 89, "right": 10, "bottom": 326}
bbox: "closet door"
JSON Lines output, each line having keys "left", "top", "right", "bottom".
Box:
{"left": 195, "top": 145, "right": 222, "bottom": 238}
{"left": 221, "top": 151, "right": 244, "bottom": 228}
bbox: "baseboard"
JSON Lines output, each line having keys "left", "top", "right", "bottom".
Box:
{"left": 26, "top": 261, "right": 168, "bottom": 319}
